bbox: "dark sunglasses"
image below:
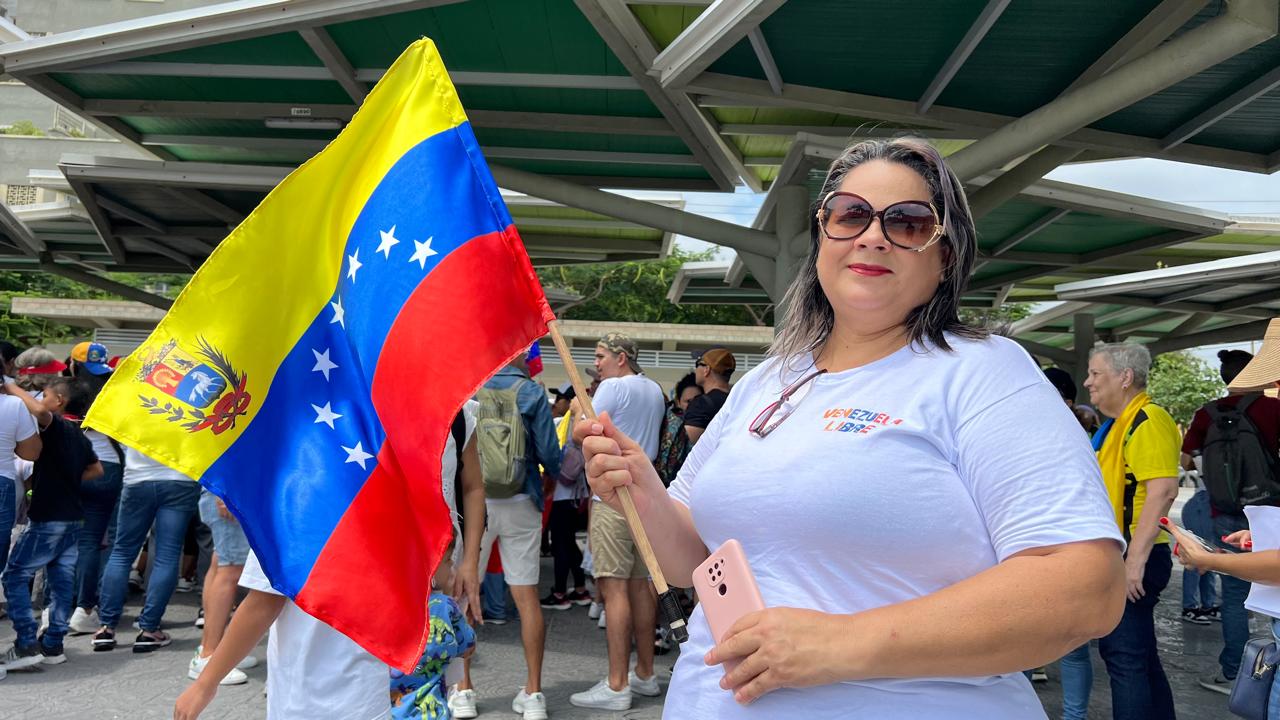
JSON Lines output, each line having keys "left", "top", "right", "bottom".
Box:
{"left": 817, "top": 191, "right": 944, "bottom": 252}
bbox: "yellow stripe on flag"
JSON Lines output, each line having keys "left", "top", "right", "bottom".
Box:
{"left": 85, "top": 39, "right": 467, "bottom": 479}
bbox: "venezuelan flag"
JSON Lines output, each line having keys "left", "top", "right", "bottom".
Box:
{"left": 84, "top": 39, "right": 553, "bottom": 671}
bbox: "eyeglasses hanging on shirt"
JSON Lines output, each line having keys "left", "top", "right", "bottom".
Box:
{"left": 748, "top": 368, "right": 827, "bottom": 438}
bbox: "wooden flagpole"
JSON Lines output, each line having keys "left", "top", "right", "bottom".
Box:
{"left": 545, "top": 319, "right": 688, "bottom": 640}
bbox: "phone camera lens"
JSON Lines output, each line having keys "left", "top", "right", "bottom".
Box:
{"left": 718, "top": 583, "right": 727, "bottom": 596}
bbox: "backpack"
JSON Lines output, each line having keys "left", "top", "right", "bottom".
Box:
{"left": 475, "top": 380, "right": 528, "bottom": 499}
{"left": 1201, "top": 395, "right": 1280, "bottom": 514}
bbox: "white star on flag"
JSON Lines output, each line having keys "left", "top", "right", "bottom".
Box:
{"left": 346, "top": 248, "right": 363, "bottom": 283}
{"left": 342, "top": 441, "right": 374, "bottom": 470}
{"left": 312, "top": 402, "right": 343, "bottom": 429}
{"left": 376, "top": 226, "right": 400, "bottom": 259}
{"left": 330, "top": 297, "right": 345, "bottom": 328}
{"left": 409, "top": 237, "right": 438, "bottom": 269}
{"left": 311, "top": 348, "right": 338, "bottom": 381}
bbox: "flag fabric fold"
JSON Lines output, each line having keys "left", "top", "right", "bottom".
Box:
{"left": 84, "top": 38, "right": 554, "bottom": 671}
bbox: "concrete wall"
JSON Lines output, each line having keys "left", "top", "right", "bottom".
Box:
{"left": 2, "top": 0, "right": 217, "bottom": 35}
{"left": 0, "top": 134, "right": 147, "bottom": 185}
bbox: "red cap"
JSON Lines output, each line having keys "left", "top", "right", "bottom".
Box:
{"left": 18, "top": 359, "right": 67, "bottom": 375}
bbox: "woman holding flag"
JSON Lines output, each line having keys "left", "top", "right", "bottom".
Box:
{"left": 576, "top": 137, "right": 1127, "bottom": 719}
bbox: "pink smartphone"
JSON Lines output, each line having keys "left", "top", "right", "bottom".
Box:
{"left": 692, "top": 539, "right": 765, "bottom": 675}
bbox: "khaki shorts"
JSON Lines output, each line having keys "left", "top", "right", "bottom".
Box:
{"left": 589, "top": 501, "right": 648, "bottom": 580}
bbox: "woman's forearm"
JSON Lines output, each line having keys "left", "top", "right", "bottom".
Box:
{"left": 1203, "top": 549, "right": 1280, "bottom": 585}
{"left": 634, "top": 492, "right": 708, "bottom": 589}
{"left": 834, "top": 540, "right": 1124, "bottom": 680}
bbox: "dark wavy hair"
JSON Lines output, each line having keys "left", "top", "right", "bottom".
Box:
{"left": 1219, "top": 349, "right": 1253, "bottom": 385}
{"left": 771, "top": 137, "right": 985, "bottom": 362}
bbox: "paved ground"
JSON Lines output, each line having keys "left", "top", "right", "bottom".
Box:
{"left": 0, "top": 487, "right": 1258, "bottom": 719}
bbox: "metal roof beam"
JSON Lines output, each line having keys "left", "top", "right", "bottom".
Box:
{"left": 685, "top": 72, "right": 1270, "bottom": 173}
{"left": 968, "top": 265, "right": 1066, "bottom": 292}
{"left": 60, "top": 156, "right": 289, "bottom": 191}
{"left": 1069, "top": 293, "right": 1272, "bottom": 320}
{"left": 1150, "top": 318, "right": 1272, "bottom": 354}
{"left": 917, "top": 0, "right": 1011, "bottom": 114}
{"left": 65, "top": 179, "right": 125, "bottom": 263}
{"left": 0, "top": 0, "right": 467, "bottom": 74}
{"left": 60, "top": 62, "right": 643, "bottom": 90}
{"left": 0, "top": 202, "right": 44, "bottom": 255}
{"left": 522, "top": 235, "right": 662, "bottom": 254}
{"left": 991, "top": 208, "right": 1070, "bottom": 256}
{"left": 746, "top": 28, "right": 783, "bottom": 96}
{"left": 1155, "top": 282, "right": 1238, "bottom": 305}
{"left": 114, "top": 226, "right": 228, "bottom": 240}
{"left": 945, "top": 0, "right": 1276, "bottom": 179}
{"left": 127, "top": 237, "right": 194, "bottom": 269}
{"left": 95, "top": 195, "right": 167, "bottom": 234}
{"left": 1079, "top": 230, "right": 1205, "bottom": 264}
{"left": 1219, "top": 287, "right": 1280, "bottom": 312}
{"left": 967, "top": 146, "right": 1082, "bottom": 221}
{"left": 649, "top": 0, "right": 787, "bottom": 89}
{"left": 1163, "top": 312, "right": 1212, "bottom": 338}
{"left": 298, "top": 27, "right": 367, "bottom": 104}
{"left": 1013, "top": 339, "right": 1075, "bottom": 366}
{"left": 1110, "top": 311, "right": 1186, "bottom": 336}
{"left": 490, "top": 164, "right": 775, "bottom": 257}
{"left": 38, "top": 261, "right": 172, "bottom": 310}
{"left": 158, "top": 187, "right": 244, "bottom": 226}
{"left": 1160, "top": 63, "right": 1280, "bottom": 149}
{"left": 1010, "top": 301, "right": 1094, "bottom": 334}
{"left": 718, "top": 123, "right": 968, "bottom": 139}
{"left": 576, "top": 0, "right": 750, "bottom": 190}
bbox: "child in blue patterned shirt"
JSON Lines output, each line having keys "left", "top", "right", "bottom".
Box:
{"left": 390, "top": 555, "right": 476, "bottom": 719}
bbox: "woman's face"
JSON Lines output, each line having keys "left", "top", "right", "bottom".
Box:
{"left": 677, "top": 385, "right": 702, "bottom": 413}
{"left": 1084, "top": 354, "right": 1130, "bottom": 417}
{"left": 815, "top": 160, "right": 946, "bottom": 331}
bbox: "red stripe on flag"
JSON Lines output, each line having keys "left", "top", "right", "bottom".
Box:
{"left": 297, "top": 226, "right": 552, "bottom": 671}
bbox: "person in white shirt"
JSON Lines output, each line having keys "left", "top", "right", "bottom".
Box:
{"left": 0, "top": 391, "right": 40, "bottom": 568}
{"left": 576, "top": 138, "right": 1126, "bottom": 719}
{"left": 569, "top": 332, "right": 666, "bottom": 712}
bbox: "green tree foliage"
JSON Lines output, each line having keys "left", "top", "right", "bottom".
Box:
{"left": 537, "top": 249, "right": 774, "bottom": 326}
{"left": 1147, "top": 351, "right": 1225, "bottom": 426}
{"left": 1, "top": 120, "right": 44, "bottom": 136}
{"left": 959, "top": 303, "right": 1033, "bottom": 332}
{"left": 0, "top": 271, "right": 189, "bottom": 346}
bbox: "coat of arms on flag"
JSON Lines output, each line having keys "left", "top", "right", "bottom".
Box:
{"left": 136, "top": 338, "right": 252, "bottom": 435}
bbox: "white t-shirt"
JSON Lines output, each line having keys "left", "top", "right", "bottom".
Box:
{"left": 84, "top": 429, "right": 119, "bottom": 466}
{"left": 666, "top": 335, "right": 1122, "bottom": 720}
{"left": 122, "top": 445, "right": 190, "bottom": 485}
{"left": 592, "top": 373, "right": 665, "bottom": 460}
{"left": 239, "top": 551, "right": 390, "bottom": 720}
{"left": 0, "top": 395, "right": 37, "bottom": 480}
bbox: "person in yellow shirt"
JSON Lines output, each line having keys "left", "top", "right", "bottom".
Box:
{"left": 1084, "top": 342, "right": 1181, "bottom": 720}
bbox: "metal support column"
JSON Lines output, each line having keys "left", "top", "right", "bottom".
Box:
{"left": 1073, "top": 313, "right": 1096, "bottom": 401}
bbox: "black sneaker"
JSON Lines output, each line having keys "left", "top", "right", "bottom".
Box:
{"left": 132, "top": 629, "right": 172, "bottom": 653}
{"left": 1201, "top": 606, "right": 1222, "bottom": 622}
{"left": 1199, "top": 673, "right": 1232, "bottom": 695}
{"left": 2, "top": 642, "right": 44, "bottom": 670}
{"left": 92, "top": 627, "right": 116, "bottom": 652}
{"left": 540, "top": 592, "right": 572, "bottom": 610}
{"left": 567, "top": 590, "right": 593, "bottom": 607}
{"left": 1182, "top": 609, "right": 1210, "bottom": 625}
{"left": 194, "top": 608, "right": 205, "bottom": 629}
{"left": 39, "top": 638, "right": 66, "bottom": 665}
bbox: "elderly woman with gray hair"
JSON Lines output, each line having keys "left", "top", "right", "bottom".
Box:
{"left": 1076, "top": 342, "right": 1181, "bottom": 720}
{"left": 575, "top": 137, "right": 1126, "bottom": 719}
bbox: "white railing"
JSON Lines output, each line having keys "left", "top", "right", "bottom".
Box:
{"left": 538, "top": 343, "right": 768, "bottom": 373}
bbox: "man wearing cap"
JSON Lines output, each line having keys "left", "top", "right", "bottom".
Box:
{"left": 684, "top": 349, "right": 736, "bottom": 444}
{"left": 69, "top": 342, "right": 112, "bottom": 379}
{"left": 1182, "top": 331, "right": 1280, "bottom": 695}
{"left": 571, "top": 333, "right": 666, "bottom": 711}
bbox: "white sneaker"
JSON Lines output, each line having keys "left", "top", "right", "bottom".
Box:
{"left": 38, "top": 607, "right": 49, "bottom": 636}
{"left": 597, "top": 609, "right": 607, "bottom": 629}
{"left": 587, "top": 601, "right": 603, "bottom": 620}
{"left": 188, "top": 653, "right": 249, "bottom": 685}
{"left": 570, "top": 679, "right": 631, "bottom": 711}
{"left": 512, "top": 688, "right": 548, "bottom": 720}
{"left": 128, "top": 569, "right": 144, "bottom": 591}
{"left": 69, "top": 607, "right": 99, "bottom": 635}
{"left": 175, "top": 578, "right": 196, "bottom": 593}
{"left": 446, "top": 687, "right": 478, "bottom": 719}
{"left": 629, "top": 671, "right": 662, "bottom": 697}
{"left": 195, "top": 645, "right": 259, "bottom": 670}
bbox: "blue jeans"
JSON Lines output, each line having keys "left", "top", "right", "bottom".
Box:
{"left": 97, "top": 480, "right": 200, "bottom": 631}
{"left": 0, "top": 474, "right": 13, "bottom": 568}
{"left": 1, "top": 520, "right": 79, "bottom": 647}
{"left": 1059, "top": 643, "right": 1093, "bottom": 720}
{"left": 481, "top": 571, "right": 508, "bottom": 620}
{"left": 1215, "top": 511, "right": 1253, "bottom": 680}
{"left": 74, "top": 461, "right": 122, "bottom": 611}
{"left": 1180, "top": 490, "right": 1220, "bottom": 609}
{"left": 1097, "top": 544, "right": 1175, "bottom": 720}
